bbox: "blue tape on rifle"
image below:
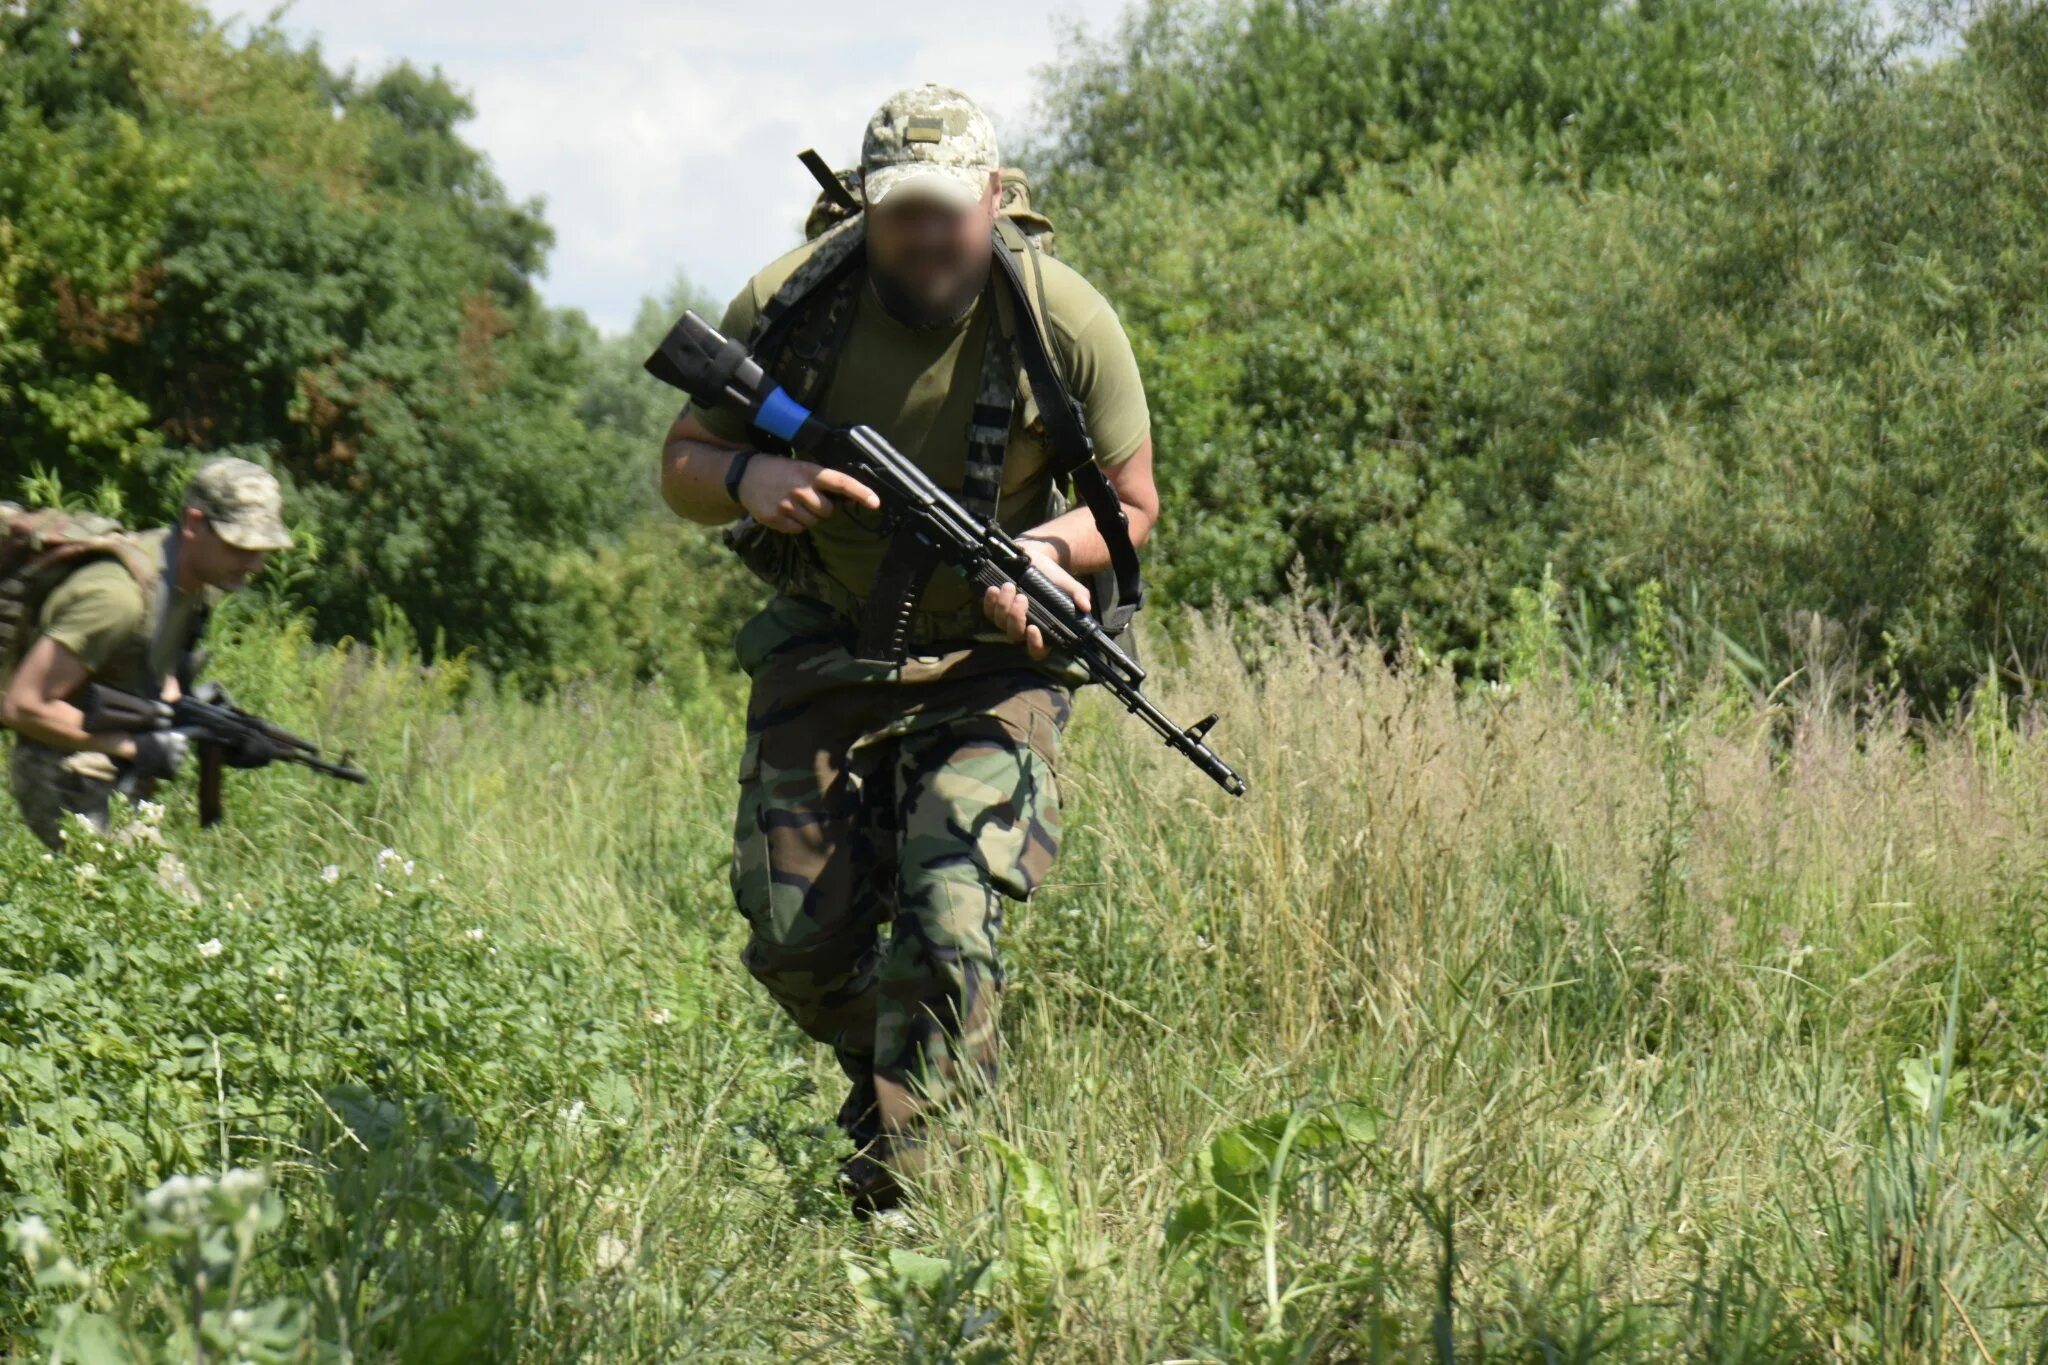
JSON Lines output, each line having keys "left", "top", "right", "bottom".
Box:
{"left": 753, "top": 388, "right": 811, "bottom": 443}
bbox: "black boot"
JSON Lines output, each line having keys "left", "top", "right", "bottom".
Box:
{"left": 833, "top": 1055, "right": 902, "bottom": 1215}
{"left": 837, "top": 1150, "right": 904, "bottom": 1218}
{"left": 835, "top": 1052, "right": 881, "bottom": 1148}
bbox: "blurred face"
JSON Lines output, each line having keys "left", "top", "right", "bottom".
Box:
{"left": 179, "top": 509, "right": 270, "bottom": 592}
{"left": 865, "top": 172, "right": 1001, "bottom": 329}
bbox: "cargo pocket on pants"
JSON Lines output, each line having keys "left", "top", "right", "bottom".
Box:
{"left": 729, "top": 734, "right": 770, "bottom": 928}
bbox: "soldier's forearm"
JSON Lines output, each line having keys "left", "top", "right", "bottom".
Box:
{"left": 1, "top": 696, "right": 138, "bottom": 760}
{"left": 1020, "top": 498, "right": 1155, "bottom": 577}
{"left": 661, "top": 437, "right": 755, "bottom": 525}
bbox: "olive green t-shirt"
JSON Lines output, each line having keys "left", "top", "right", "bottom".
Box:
{"left": 693, "top": 245, "right": 1150, "bottom": 616}
{"left": 34, "top": 533, "right": 209, "bottom": 695}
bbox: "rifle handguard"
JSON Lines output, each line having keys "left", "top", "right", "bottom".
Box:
{"left": 80, "top": 684, "right": 173, "bottom": 733}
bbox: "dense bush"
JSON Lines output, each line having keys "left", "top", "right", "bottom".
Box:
{"left": 1043, "top": 0, "right": 2048, "bottom": 695}
{"left": 0, "top": 810, "right": 656, "bottom": 1358}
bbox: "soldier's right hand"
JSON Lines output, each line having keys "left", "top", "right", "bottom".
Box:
{"left": 739, "top": 455, "right": 881, "bottom": 534}
{"left": 129, "top": 729, "right": 191, "bottom": 782}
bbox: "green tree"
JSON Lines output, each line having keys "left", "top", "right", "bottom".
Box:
{"left": 0, "top": 0, "right": 644, "bottom": 676}
{"left": 1035, "top": 0, "right": 2048, "bottom": 696}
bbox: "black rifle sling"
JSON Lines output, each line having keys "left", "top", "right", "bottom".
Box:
{"left": 989, "top": 223, "right": 1145, "bottom": 633}
{"left": 854, "top": 267, "right": 1013, "bottom": 664}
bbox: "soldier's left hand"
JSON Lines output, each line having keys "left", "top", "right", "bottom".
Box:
{"left": 221, "top": 730, "right": 279, "bottom": 770}
{"left": 985, "top": 539, "right": 1091, "bottom": 659}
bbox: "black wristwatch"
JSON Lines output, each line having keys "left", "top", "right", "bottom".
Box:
{"left": 724, "top": 449, "right": 756, "bottom": 505}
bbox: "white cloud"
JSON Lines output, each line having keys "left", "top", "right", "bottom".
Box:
{"left": 205, "top": 1, "right": 1129, "bottom": 332}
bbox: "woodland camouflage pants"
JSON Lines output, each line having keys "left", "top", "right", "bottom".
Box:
{"left": 7, "top": 739, "right": 120, "bottom": 850}
{"left": 728, "top": 597, "right": 1067, "bottom": 1167}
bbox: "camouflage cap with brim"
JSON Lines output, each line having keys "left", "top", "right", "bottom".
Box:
{"left": 186, "top": 457, "right": 293, "bottom": 552}
{"left": 862, "top": 84, "right": 999, "bottom": 210}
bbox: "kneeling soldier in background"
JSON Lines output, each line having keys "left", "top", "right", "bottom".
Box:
{"left": 0, "top": 457, "right": 292, "bottom": 848}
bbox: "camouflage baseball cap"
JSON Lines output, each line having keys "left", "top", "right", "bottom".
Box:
{"left": 861, "top": 84, "right": 999, "bottom": 210}
{"left": 185, "top": 457, "right": 292, "bottom": 552}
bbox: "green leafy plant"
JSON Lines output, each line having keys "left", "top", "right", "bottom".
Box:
{"left": 1162, "top": 1100, "right": 1384, "bottom": 1359}
{"left": 9, "top": 1169, "right": 322, "bottom": 1364}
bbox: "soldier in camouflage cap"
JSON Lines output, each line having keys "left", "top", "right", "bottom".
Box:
{"left": 2, "top": 457, "right": 291, "bottom": 847}
{"left": 660, "top": 84, "right": 1161, "bottom": 1215}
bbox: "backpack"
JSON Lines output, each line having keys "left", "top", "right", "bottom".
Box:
{"left": 752, "top": 153, "right": 1142, "bottom": 662}
{"left": 0, "top": 503, "right": 160, "bottom": 685}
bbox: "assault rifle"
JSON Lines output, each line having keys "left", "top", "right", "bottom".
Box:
{"left": 81, "top": 682, "right": 368, "bottom": 826}
{"left": 646, "top": 310, "right": 1248, "bottom": 798}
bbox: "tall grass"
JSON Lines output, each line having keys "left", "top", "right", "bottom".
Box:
{"left": 4, "top": 601, "right": 2047, "bottom": 1359}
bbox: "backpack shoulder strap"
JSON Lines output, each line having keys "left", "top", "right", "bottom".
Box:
{"left": 990, "top": 222, "right": 1145, "bottom": 633}
{"left": 746, "top": 219, "right": 868, "bottom": 449}
{"left": 753, "top": 217, "right": 866, "bottom": 358}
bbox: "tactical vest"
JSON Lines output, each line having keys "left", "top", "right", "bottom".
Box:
{"left": 0, "top": 508, "right": 201, "bottom": 696}
{"left": 726, "top": 176, "right": 1143, "bottom": 661}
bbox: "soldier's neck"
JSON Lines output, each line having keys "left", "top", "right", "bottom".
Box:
{"left": 169, "top": 530, "right": 201, "bottom": 597}
{"left": 867, "top": 265, "right": 987, "bottom": 333}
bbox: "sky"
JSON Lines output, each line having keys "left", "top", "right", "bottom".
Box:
{"left": 200, "top": 1, "right": 1133, "bottom": 334}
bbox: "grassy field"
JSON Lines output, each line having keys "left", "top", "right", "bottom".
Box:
{"left": 4, "top": 602, "right": 2048, "bottom": 1361}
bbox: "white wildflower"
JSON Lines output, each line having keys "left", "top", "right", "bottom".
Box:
{"left": 197, "top": 937, "right": 224, "bottom": 960}
{"left": 319, "top": 864, "right": 341, "bottom": 885}
{"left": 7, "top": 1214, "right": 53, "bottom": 1267}
{"left": 225, "top": 1308, "right": 255, "bottom": 1334}
{"left": 73, "top": 862, "right": 98, "bottom": 885}
{"left": 564, "top": 1099, "right": 586, "bottom": 1124}
{"left": 595, "top": 1234, "right": 632, "bottom": 1272}
{"left": 157, "top": 854, "right": 201, "bottom": 905}
{"left": 143, "top": 1173, "right": 210, "bottom": 1223}
{"left": 137, "top": 800, "right": 164, "bottom": 825}
{"left": 216, "top": 1168, "right": 264, "bottom": 1203}
{"left": 646, "top": 1007, "right": 672, "bottom": 1027}
{"left": 376, "top": 847, "right": 399, "bottom": 868}
{"left": 273, "top": 992, "right": 288, "bottom": 1003}
{"left": 465, "top": 926, "right": 487, "bottom": 943}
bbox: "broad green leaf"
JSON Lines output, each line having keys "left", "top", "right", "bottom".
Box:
{"left": 402, "top": 1302, "right": 501, "bottom": 1365}
{"left": 46, "top": 1310, "right": 130, "bottom": 1365}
